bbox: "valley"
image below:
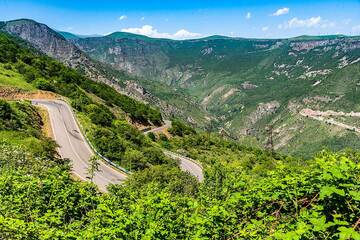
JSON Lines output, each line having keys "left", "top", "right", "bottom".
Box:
{"left": 0, "top": 14, "right": 360, "bottom": 239}
{"left": 66, "top": 27, "right": 360, "bottom": 157}
{"left": 2, "top": 19, "right": 360, "bottom": 157}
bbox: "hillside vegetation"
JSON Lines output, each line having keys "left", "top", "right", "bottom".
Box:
{"left": 72, "top": 32, "right": 360, "bottom": 157}
{"left": 4, "top": 19, "right": 360, "bottom": 157}
{"left": 1, "top": 105, "right": 360, "bottom": 239}
{"left": 1, "top": 20, "right": 360, "bottom": 239}
{"left": 0, "top": 32, "right": 169, "bottom": 171}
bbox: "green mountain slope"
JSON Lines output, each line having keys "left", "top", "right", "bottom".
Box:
{"left": 57, "top": 31, "right": 80, "bottom": 39}
{"left": 1, "top": 19, "right": 202, "bottom": 121}
{"left": 0, "top": 32, "right": 172, "bottom": 172}
{"left": 1, "top": 20, "right": 360, "bottom": 240}
{"left": 72, "top": 33, "right": 360, "bottom": 157}
{"left": 2, "top": 18, "right": 360, "bottom": 157}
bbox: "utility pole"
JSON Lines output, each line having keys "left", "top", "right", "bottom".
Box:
{"left": 265, "top": 125, "right": 274, "bottom": 153}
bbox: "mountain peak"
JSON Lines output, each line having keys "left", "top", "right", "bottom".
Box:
{"left": 106, "top": 32, "right": 160, "bottom": 41}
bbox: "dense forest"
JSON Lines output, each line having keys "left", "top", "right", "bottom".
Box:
{"left": 1, "top": 31, "right": 360, "bottom": 239}
{"left": 1, "top": 101, "right": 360, "bottom": 239}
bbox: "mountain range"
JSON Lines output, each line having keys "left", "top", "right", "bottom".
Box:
{"left": 2, "top": 18, "right": 360, "bottom": 157}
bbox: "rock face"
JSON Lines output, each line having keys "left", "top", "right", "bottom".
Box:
{"left": 124, "top": 81, "right": 182, "bottom": 118}
{"left": 241, "top": 82, "right": 258, "bottom": 90}
{"left": 1, "top": 19, "right": 181, "bottom": 119}
{"left": 4, "top": 19, "right": 81, "bottom": 63}
{"left": 72, "top": 36, "right": 170, "bottom": 81}
{"left": 2, "top": 19, "right": 120, "bottom": 89}
{"left": 4, "top": 18, "right": 360, "bottom": 155}
{"left": 248, "top": 101, "right": 280, "bottom": 125}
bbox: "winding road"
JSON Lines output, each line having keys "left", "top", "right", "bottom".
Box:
{"left": 32, "top": 99, "right": 204, "bottom": 191}
{"left": 32, "top": 100, "right": 127, "bottom": 192}
{"left": 300, "top": 108, "right": 360, "bottom": 134}
{"left": 163, "top": 150, "right": 204, "bottom": 182}
{"left": 144, "top": 120, "right": 172, "bottom": 134}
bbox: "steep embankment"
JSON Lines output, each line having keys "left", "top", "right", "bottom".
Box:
{"left": 1, "top": 19, "right": 184, "bottom": 119}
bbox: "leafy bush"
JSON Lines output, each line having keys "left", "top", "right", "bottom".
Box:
{"left": 168, "top": 119, "right": 196, "bottom": 136}
{"left": 86, "top": 104, "right": 115, "bottom": 127}
{"left": 147, "top": 132, "right": 156, "bottom": 141}
{"left": 33, "top": 78, "right": 54, "bottom": 91}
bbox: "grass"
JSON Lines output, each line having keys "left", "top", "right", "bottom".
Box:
{"left": 0, "top": 130, "right": 45, "bottom": 153}
{"left": 0, "top": 64, "right": 35, "bottom": 90}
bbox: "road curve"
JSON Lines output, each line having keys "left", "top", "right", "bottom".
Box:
{"left": 163, "top": 150, "right": 204, "bottom": 182}
{"left": 32, "top": 99, "right": 204, "bottom": 187}
{"left": 144, "top": 121, "right": 204, "bottom": 181}
{"left": 32, "top": 99, "right": 127, "bottom": 192}
{"left": 144, "top": 120, "right": 172, "bottom": 134}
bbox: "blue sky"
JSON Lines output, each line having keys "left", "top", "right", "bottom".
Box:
{"left": 0, "top": 0, "right": 359, "bottom": 39}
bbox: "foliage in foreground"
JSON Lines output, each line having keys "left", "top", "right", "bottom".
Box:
{"left": 1, "top": 140, "right": 359, "bottom": 239}
{"left": 2, "top": 104, "right": 358, "bottom": 239}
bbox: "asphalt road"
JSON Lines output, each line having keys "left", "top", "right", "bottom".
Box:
{"left": 32, "top": 99, "right": 127, "bottom": 192}
{"left": 144, "top": 120, "right": 172, "bottom": 134}
{"left": 32, "top": 99, "right": 204, "bottom": 189}
{"left": 144, "top": 121, "right": 204, "bottom": 181}
{"left": 163, "top": 150, "right": 204, "bottom": 182}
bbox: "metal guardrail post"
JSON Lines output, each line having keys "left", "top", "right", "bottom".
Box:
{"left": 60, "top": 98, "right": 131, "bottom": 175}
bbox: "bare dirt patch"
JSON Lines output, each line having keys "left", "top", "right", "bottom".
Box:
{"left": 0, "top": 87, "right": 60, "bottom": 100}
{"left": 36, "top": 105, "right": 54, "bottom": 139}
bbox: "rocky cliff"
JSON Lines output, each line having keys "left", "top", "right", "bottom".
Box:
{"left": 1, "top": 19, "right": 183, "bottom": 119}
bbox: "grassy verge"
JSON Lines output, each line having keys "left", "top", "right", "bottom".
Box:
{"left": 0, "top": 64, "right": 35, "bottom": 90}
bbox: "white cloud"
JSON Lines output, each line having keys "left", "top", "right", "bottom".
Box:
{"left": 66, "top": 27, "right": 73, "bottom": 31}
{"left": 352, "top": 25, "right": 360, "bottom": 34}
{"left": 140, "top": 16, "right": 145, "bottom": 21}
{"left": 121, "top": 25, "right": 202, "bottom": 39}
{"left": 246, "top": 12, "right": 251, "bottom": 19}
{"left": 272, "top": 7, "right": 289, "bottom": 16}
{"left": 261, "top": 26, "right": 269, "bottom": 32}
{"left": 119, "top": 15, "right": 127, "bottom": 21}
{"left": 281, "top": 16, "right": 335, "bottom": 29}
{"left": 174, "top": 29, "right": 202, "bottom": 39}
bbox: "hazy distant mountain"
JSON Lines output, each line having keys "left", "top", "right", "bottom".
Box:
{"left": 3, "top": 18, "right": 360, "bottom": 156}
{"left": 0, "top": 19, "right": 186, "bottom": 119}
{"left": 71, "top": 31, "right": 360, "bottom": 156}
{"left": 58, "top": 31, "right": 102, "bottom": 40}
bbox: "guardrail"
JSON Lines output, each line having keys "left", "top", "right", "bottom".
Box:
{"left": 81, "top": 128, "right": 131, "bottom": 174}
{"left": 60, "top": 99, "right": 131, "bottom": 175}
{"left": 163, "top": 149, "right": 203, "bottom": 169}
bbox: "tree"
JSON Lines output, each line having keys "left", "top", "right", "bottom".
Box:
{"left": 87, "top": 155, "right": 101, "bottom": 182}
{"left": 148, "top": 132, "right": 156, "bottom": 141}
{"left": 168, "top": 119, "right": 196, "bottom": 137}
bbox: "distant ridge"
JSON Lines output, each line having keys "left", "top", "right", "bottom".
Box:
{"left": 106, "top": 31, "right": 171, "bottom": 41}
{"left": 58, "top": 31, "right": 102, "bottom": 40}
{"left": 198, "top": 35, "right": 234, "bottom": 40}
{"left": 288, "top": 34, "right": 349, "bottom": 41}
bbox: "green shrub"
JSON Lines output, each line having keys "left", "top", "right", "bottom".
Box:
{"left": 168, "top": 119, "right": 196, "bottom": 137}
{"left": 147, "top": 132, "right": 156, "bottom": 141}
{"left": 86, "top": 104, "right": 115, "bottom": 127}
